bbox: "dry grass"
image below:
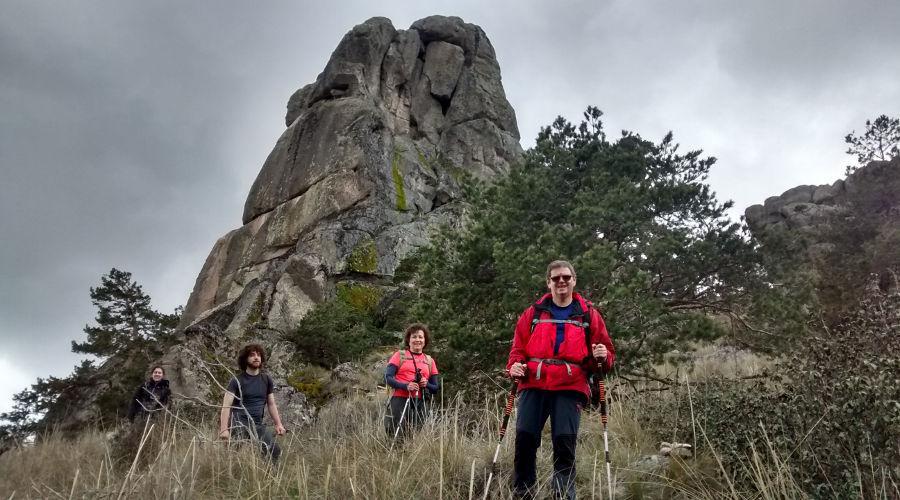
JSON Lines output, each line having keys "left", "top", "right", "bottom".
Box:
{"left": 1, "top": 350, "right": 895, "bottom": 500}
{"left": 0, "top": 395, "right": 777, "bottom": 499}
{"left": 652, "top": 343, "right": 775, "bottom": 381}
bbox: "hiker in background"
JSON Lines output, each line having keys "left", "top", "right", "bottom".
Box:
{"left": 507, "top": 260, "right": 615, "bottom": 499}
{"left": 127, "top": 365, "right": 171, "bottom": 422}
{"left": 219, "top": 344, "right": 286, "bottom": 463}
{"left": 384, "top": 323, "right": 440, "bottom": 437}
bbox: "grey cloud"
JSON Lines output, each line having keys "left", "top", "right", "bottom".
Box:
{"left": 1, "top": 1, "right": 898, "bottom": 410}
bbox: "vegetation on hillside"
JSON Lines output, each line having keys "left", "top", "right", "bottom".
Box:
{"left": 1, "top": 349, "right": 895, "bottom": 499}
{"left": 388, "top": 107, "right": 810, "bottom": 387}
{"left": 0, "top": 269, "right": 180, "bottom": 443}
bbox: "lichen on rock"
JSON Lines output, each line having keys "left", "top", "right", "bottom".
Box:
{"left": 336, "top": 282, "right": 383, "bottom": 313}
{"left": 391, "top": 148, "right": 408, "bottom": 211}
{"left": 347, "top": 238, "right": 378, "bottom": 274}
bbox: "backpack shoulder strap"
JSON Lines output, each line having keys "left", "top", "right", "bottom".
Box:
{"left": 582, "top": 300, "right": 594, "bottom": 356}
{"left": 529, "top": 297, "right": 552, "bottom": 332}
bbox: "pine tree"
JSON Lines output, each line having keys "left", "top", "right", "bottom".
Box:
{"left": 1, "top": 269, "right": 180, "bottom": 443}
{"left": 399, "top": 107, "right": 799, "bottom": 385}
{"left": 71, "top": 268, "right": 162, "bottom": 358}
{"left": 845, "top": 114, "right": 900, "bottom": 172}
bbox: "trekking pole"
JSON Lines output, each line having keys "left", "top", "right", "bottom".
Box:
{"left": 391, "top": 369, "right": 422, "bottom": 451}
{"left": 599, "top": 377, "right": 613, "bottom": 499}
{"left": 391, "top": 396, "right": 412, "bottom": 450}
{"left": 482, "top": 377, "right": 519, "bottom": 500}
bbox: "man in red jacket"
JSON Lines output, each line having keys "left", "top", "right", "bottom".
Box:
{"left": 507, "top": 260, "right": 615, "bottom": 499}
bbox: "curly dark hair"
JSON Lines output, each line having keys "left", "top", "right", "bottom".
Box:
{"left": 238, "top": 344, "right": 267, "bottom": 371}
{"left": 150, "top": 365, "right": 165, "bottom": 376}
{"left": 403, "top": 323, "right": 431, "bottom": 350}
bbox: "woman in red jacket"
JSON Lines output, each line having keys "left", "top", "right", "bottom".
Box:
{"left": 507, "top": 260, "right": 615, "bottom": 499}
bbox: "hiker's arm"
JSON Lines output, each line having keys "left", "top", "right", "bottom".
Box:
{"left": 507, "top": 309, "right": 532, "bottom": 377}
{"left": 126, "top": 387, "right": 142, "bottom": 421}
{"left": 219, "top": 392, "right": 234, "bottom": 439}
{"left": 267, "top": 394, "right": 285, "bottom": 435}
{"left": 384, "top": 363, "right": 407, "bottom": 389}
{"left": 589, "top": 309, "right": 615, "bottom": 372}
{"left": 426, "top": 374, "right": 440, "bottom": 394}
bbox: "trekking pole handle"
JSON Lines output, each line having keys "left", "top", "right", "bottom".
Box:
{"left": 509, "top": 361, "right": 528, "bottom": 379}
{"left": 498, "top": 379, "right": 518, "bottom": 439}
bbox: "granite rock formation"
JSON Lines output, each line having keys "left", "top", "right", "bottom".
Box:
{"left": 160, "top": 16, "right": 521, "bottom": 422}
{"left": 745, "top": 157, "right": 900, "bottom": 260}
{"left": 181, "top": 16, "right": 520, "bottom": 335}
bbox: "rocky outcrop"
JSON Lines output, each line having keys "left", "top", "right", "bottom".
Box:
{"left": 746, "top": 158, "right": 900, "bottom": 234}
{"left": 182, "top": 16, "right": 520, "bottom": 334}
{"left": 745, "top": 157, "right": 900, "bottom": 261}
{"left": 166, "top": 16, "right": 522, "bottom": 424}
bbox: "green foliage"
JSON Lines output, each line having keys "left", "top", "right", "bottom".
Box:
{"left": 641, "top": 275, "right": 900, "bottom": 498}
{"left": 336, "top": 282, "right": 383, "bottom": 313}
{"left": 244, "top": 293, "right": 266, "bottom": 327}
{"left": 845, "top": 114, "right": 899, "bottom": 172}
{"left": 815, "top": 159, "right": 900, "bottom": 323}
{"left": 398, "top": 107, "right": 766, "bottom": 385}
{"left": 290, "top": 298, "right": 393, "bottom": 368}
{"left": 346, "top": 238, "right": 378, "bottom": 274}
{"left": 286, "top": 368, "right": 327, "bottom": 405}
{"left": 0, "top": 269, "right": 180, "bottom": 442}
{"left": 740, "top": 226, "right": 820, "bottom": 351}
{"left": 71, "top": 268, "right": 170, "bottom": 358}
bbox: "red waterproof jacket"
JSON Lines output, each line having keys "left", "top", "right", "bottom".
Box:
{"left": 506, "top": 293, "right": 615, "bottom": 399}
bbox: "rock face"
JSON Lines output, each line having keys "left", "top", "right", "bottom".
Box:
{"left": 744, "top": 181, "right": 848, "bottom": 235}
{"left": 181, "top": 16, "right": 520, "bottom": 335}
{"left": 745, "top": 157, "right": 900, "bottom": 260}
{"left": 165, "top": 16, "right": 521, "bottom": 423}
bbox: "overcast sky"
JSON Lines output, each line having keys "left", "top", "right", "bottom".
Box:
{"left": 1, "top": 1, "right": 898, "bottom": 412}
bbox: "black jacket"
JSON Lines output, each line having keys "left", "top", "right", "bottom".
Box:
{"left": 127, "top": 379, "right": 171, "bottom": 421}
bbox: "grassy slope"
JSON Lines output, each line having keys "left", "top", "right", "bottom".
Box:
{"left": 1, "top": 350, "right": 896, "bottom": 499}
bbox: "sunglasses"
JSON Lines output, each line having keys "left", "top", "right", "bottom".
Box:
{"left": 549, "top": 275, "right": 573, "bottom": 283}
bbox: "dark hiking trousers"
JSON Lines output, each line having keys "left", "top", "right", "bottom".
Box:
{"left": 513, "top": 389, "right": 584, "bottom": 499}
{"left": 231, "top": 419, "right": 281, "bottom": 463}
{"left": 384, "top": 396, "right": 427, "bottom": 438}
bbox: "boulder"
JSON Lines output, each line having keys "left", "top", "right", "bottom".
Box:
{"left": 812, "top": 184, "right": 837, "bottom": 204}
{"left": 660, "top": 441, "right": 693, "bottom": 458}
{"left": 307, "top": 17, "right": 396, "bottom": 105}
{"left": 423, "top": 41, "right": 465, "bottom": 101}
{"left": 410, "top": 16, "right": 477, "bottom": 57}
{"left": 409, "top": 67, "right": 445, "bottom": 144}
{"left": 285, "top": 83, "right": 315, "bottom": 127}
{"left": 331, "top": 362, "right": 361, "bottom": 384}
